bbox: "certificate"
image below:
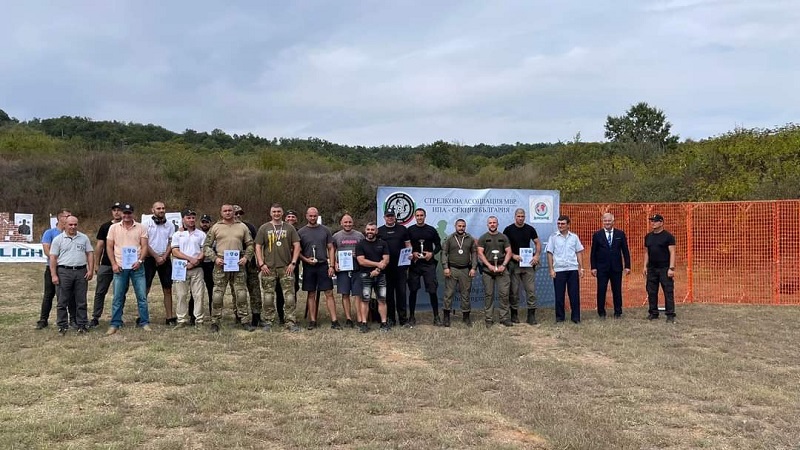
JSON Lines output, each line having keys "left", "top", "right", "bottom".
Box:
{"left": 121, "top": 246, "right": 138, "bottom": 270}
{"left": 337, "top": 250, "right": 354, "bottom": 272}
{"left": 519, "top": 248, "right": 534, "bottom": 267}
{"left": 172, "top": 259, "right": 187, "bottom": 281}
{"left": 398, "top": 247, "right": 412, "bottom": 267}
{"left": 223, "top": 250, "right": 240, "bottom": 272}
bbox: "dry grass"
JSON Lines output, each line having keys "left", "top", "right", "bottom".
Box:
{"left": 2, "top": 264, "right": 800, "bottom": 449}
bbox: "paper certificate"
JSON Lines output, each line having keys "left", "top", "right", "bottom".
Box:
{"left": 519, "top": 248, "right": 535, "bottom": 268}
{"left": 398, "top": 247, "right": 412, "bottom": 267}
{"left": 172, "top": 259, "right": 187, "bottom": 281}
{"left": 121, "top": 246, "right": 138, "bottom": 270}
{"left": 223, "top": 250, "right": 240, "bottom": 272}
{"left": 337, "top": 250, "right": 354, "bottom": 272}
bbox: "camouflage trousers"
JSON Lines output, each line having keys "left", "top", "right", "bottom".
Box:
{"left": 259, "top": 270, "right": 296, "bottom": 326}
{"left": 212, "top": 267, "right": 250, "bottom": 325}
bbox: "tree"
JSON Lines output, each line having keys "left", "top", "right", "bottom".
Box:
{"left": 424, "top": 140, "right": 455, "bottom": 169}
{"left": 0, "top": 108, "right": 16, "bottom": 127}
{"left": 604, "top": 102, "right": 679, "bottom": 151}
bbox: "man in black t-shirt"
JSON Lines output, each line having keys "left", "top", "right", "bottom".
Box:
{"left": 377, "top": 209, "right": 411, "bottom": 326}
{"left": 355, "top": 222, "right": 390, "bottom": 332}
{"left": 502, "top": 208, "right": 542, "bottom": 325}
{"left": 406, "top": 208, "right": 442, "bottom": 326}
{"left": 643, "top": 214, "right": 677, "bottom": 322}
{"left": 90, "top": 202, "right": 123, "bottom": 328}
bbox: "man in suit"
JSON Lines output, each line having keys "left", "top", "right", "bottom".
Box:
{"left": 590, "top": 212, "right": 631, "bottom": 318}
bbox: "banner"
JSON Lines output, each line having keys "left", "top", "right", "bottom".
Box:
{"left": 378, "top": 187, "right": 560, "bottom": 309}
{"left": 0, "top": 243, "right": 47, "bottom": 263}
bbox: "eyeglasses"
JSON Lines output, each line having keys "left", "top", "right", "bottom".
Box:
{"left": 557, "top": 222, "right": 568, "bottom": 225}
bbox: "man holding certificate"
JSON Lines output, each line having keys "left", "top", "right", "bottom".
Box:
{"left": 202, "top": 204, "right": 256, "bottom": 332}
{"left": 106, "top": 203, "right": 151, "bottom": 335}
{"left": 332, "top": 213, "right": 363, "bottom": 328}
{"left": 171, "top": 209, "right": 207, "bottom": 328}
{"left": 503, "top": 208, "right": 542, "bottom": 325}
{"left": 255, "top": 203, "right": 301, "bottom": 332}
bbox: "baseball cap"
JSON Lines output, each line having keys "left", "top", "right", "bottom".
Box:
{"left": 111, "top": 202, "right": 123, "bottom": 210}
{"left": 181, "top": 209, "right": 196, "bottom": 218}
{"left": 200, "top": 214, "right": 212, "bottom": 223}
{"left": 384, "top": 208, "right": 396, "bottom": 217}
{"left": 285, "top": 210, "right": 297, "bottom": 217}
{"left": 649, "top": 214, "right": 664, "bottom": 222}
{"left": 121, "top": 203, "right": 134, "bottom": 213}
{"left": 232, "top": 205, "right": 244, "bottom": 215}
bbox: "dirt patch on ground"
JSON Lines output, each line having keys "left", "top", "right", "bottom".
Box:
{"left": 373, "top": 340, "right": 431, "bottom": 368}
{"left": 489, "top": 425, "right": 550, "bottom": 449}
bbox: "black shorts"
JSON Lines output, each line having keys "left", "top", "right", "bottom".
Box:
{"left": 302, "top": 262, "right": 334, "bottom": 292}
{"left": 407, "top": 263, "right": 437, "bottom": 293}
{"left": 144, "top": 256, "right": 173, "bottom": 290}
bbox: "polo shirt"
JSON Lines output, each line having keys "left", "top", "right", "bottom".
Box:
{"left": 50, "top": 232, "right": 93, "bottom": 266}
{"left": 172, "top": 228, "right": 207, "bottom": 259}
{"left": 107, "top": 222, "right": 148, "bottom": 263}
{"left": 146, "top": 220, "right": 174, "bottom": 255}
{"left": 546, "top": 231, "right": 584, "bottom": 272}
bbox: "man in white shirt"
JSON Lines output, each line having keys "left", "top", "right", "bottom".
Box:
{"left": 144, "top": 201, "right": 176, "bottom": 325}
{"left": 171, "top": 209, "right": 207, "bottom": 327}
{"left": 546, "top": 215, "right": 586, "bottom": 324}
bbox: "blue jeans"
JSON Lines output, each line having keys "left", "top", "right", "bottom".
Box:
{"left": 110, "top": 267, "right": 149, "bottom": 327}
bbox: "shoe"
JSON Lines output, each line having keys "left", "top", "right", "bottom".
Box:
{"left": 379, "top": 322, "right": 390, "bottom": 332}
{"left": 666, "top": 316, "right": 675, "bottom": 323}
{"left": 402, "top": 322, "right": 413, "bottom": 329}
{"left": 278, "top": 318, "right": 286, "bottom": 326}
{"left": 251, "top": 313, "right": 261, "bottom": 327}
{"left": 647, "top": 314, "right": 659, "bottom": 321}
{"left": 35, "top": 320, "right": 48, "bottom": 330}
{"left": 69, "top": 321, "right": 79, "bottom": 330}
{"left": 141, "top": 324, "right": 153, "bottom": 332}
{"left": 433, "top": 315, "right": 442, "bottom": 327}
{"left": 408, "top": 316, "right": 417, "bottom": 326}
{"left": 287, "top": 324, "right": 300, "bottom": 332}
{"left": 174, "top": 322, "right": 188, "bottom": 329}
{"left": 240, "top": 323, "right": 256, "bottom": 332}
{"left": 166, "top": 318, "right": 178, "bottom": 326}
{"left": 526, "top": 310, "right": 537, "bottom": 325}
{"left": 485, "top": 320, "right": 493, "bottom": 328}
{"left": 345, "top": 319, "right": 355, "bottom": 328}
{"left": 331, "top": 320, "right": 343, "bottom": 330}
{"left": 571, "top": 319, "right": 581, "bottom": 324}
{"left": 58, "top": 327, "right": 69, "bottom": 335}
{"left": 598, "top": 314, "right": 607, "bottom": 320}
{"left": 106, "top": 326, "right": 119, "bottom": 336}
{"left": 88, "top": 318, "right": 99, "bottom": 328}
{"left": 359, "top": 323, "right": 369, "bottom": 333}
{"left": 77, "top": 326, "right": 89, "bottom": 334}
{"left": 262, "top": 323, "right": 272, "bottom": 332}
{"left": 510, "top": 309, "right": 520, "bottom": 324}
{"left": 135, "top": 317, "right": 141, "bottom": 326}
{"left": 501, "top": 319, "right": 514, "bottom": 327}
{"left": 443, "top": 310, "right": 451, "bottom": 327}
{"left": 613, "top": 314, "right": 623, "bottom": 319}
{"left": 462, "top": 312, "right": 472, "bottom": 327}
{"left": 210, "top": 323, "right": 220, "bottom": 333}
{"left": 388, "top": 319, "right": 396, "bottom": 327}
{"left": 307, "top": 321, "right": 317, "bottom": 330}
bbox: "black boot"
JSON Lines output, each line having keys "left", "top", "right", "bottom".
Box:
{"left": 510, "top": 308, "right": 520, "bottom": 324}
{"left": 443, "top": 310, "right": 451, "bottom": 327}
{"left": 251, "top": 313, "right": 261, "bottom": 327}
{"left": 462, "top": 311, "right": 472, "bottom": 327}
{"left": 527, "top": 309, "right": 537, "bottom": 325}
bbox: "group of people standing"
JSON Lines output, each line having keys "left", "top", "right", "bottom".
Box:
{"left": 34, "top": 202, "right": 678, "bottom": 335}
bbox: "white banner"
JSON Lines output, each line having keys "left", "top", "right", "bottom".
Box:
{"left": 0, "top": 243, "right": 47, "bottom": 263}
{"left": 378, "top": 187, "right": 560, "bottom": 309}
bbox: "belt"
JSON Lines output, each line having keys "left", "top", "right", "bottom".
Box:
{"left": 449, "top": 264, "right": 471, "bottom": 269}
{"left": 57, "top": 265, "right": 87, "bottom": 270}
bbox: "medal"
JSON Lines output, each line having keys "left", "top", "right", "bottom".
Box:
{"left": 276, "top": 241, "right": 282, "bottom": 247}
{"left": 458, "top": 249, "right": 464, "bottom": 254}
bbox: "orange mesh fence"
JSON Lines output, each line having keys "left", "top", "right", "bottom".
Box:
{"left": 561, "top": 200, "right": 800, "bottom": 309}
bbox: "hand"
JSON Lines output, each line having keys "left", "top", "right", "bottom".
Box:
{"left": 498, "top": 265, "right": 507, "bottom": 273}
{"left": 579, "top": 269, "right": 585, "bottom": 278}
{"left": 667, "top": 268, "right": 675, "bottom": 279}
{"left": 260, "top": 264, "right": 271, "bottom": 275}
{"left": 85, "top": 271, "right": 93, "bottom": 281}
{"left": 468, "top": 269, "right": 476, "bottom": 278}
{"left": 132, "top": 261, "right": 141, "bottom": 270}
{"left": 549, "top": 269, "right": 556, "bottom": 279}
{"left": 371, "top": 268, "right": 380, "bottom": 278}
{"left": 624, "top": 268, "right": 631, "bottom": 276}
{"left": 591, "top": 269, "right": 597, "bottom": 278}
{"left": 513, "top": 254, "right": 521, "bottom": 262}
{"left": 532, "top": 255, "right": 540, "bottom": 266}
{"left": 238, "top": 257, "right": 247, "bottom": 266}
{"left": 216, "top": 257, "right": 224, "bottom": 267}
{"left": 443, "top": 268, "right": 451, "bottom": 278}
{"left": 327, "top": 266, "right": 335, "bottom": 278}
{"left": 642, "top": 268, "right": 648, "bottom": 276}
{"left": 51, "top": 275, "right": 59, "bottom": 285}
{"left": 424, "top": 252, "right": 433, "bottom": 262}
{"left": 334, "top": 262, "right": 339, "bottom": 272}
{"left": 284, "top": 266, "right": 293, "bottom": 277}
{"left": 112, "top": 264, "right": 121, "bottom": 273}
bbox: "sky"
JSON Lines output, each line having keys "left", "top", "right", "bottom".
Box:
{"left": 1, "top": 0, "right": 798, "bottom": 146}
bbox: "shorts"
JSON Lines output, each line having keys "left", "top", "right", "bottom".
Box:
{"left": 336, "top": 271, "right": 362, "bottom": 296}
{"left": 302, "top": 262, "right": 334, "bottom": 292}
{"left": 360, "top": 272, "right": 387, "bottom": 302}
{"left": 408, "top": 263, "right": 437, "bottom": 293}
{"left": 144, "top": 256, "right": 173, "bottom": 290}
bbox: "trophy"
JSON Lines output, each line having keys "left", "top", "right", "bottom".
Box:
{"left": 311, "top": 244, "right": 317, "bottom": 264}
{"left": 418, "top": 240, "right": 425, "bottom": 258}
{"left": 491, "top": 250, "right": 500, "bottom": 272}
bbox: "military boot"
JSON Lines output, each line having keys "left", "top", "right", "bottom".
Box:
{"left": 443, "top": 310, "right": 451, "bottom": 327}
{"left": 510, "top": 308, "right": 520, "bottom": 324}
{"left": 251, "top": 312, "right": 261, "bottom": 327}
{"left": 462, "top": 311, "right": 472, "bottom": 327}
{"left": 527, "top": 309, "right": 537, "bottom": 325}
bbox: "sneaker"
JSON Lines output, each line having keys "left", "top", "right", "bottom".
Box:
{"left": 105, "top": 326, "right": 119, "bottom": 336}
{"left": 262, "top": 323, "right": 272, "bottom": 332}
{"left": 35, "top": 320, "right": 48, "bottom": 330}
{"left": 387, "top": 318, "right": 396, "bottom": 327}
{"left": 58, "top": 327, "right": 69, "bottom": 335}
{"left": 433, "top": 315, "right": 442, "bottom": 327}
{"left": 141, "top": 324, "right": 153, "bottom": 332}
{"left": 345, "top": 319, "right": 355, "bottom": 328}
{"left": 88, "top": 318, "right": 100, "bottom": 328}
{"left": 485, "top": 320, "right": 493, "bottom": 328}
{"left": 379, "top": 322, "right": 390, "bottom": 333}
{"left": 501, "top": 319, "right": 514, "bottom": 327}
{"left": 359, "top": 323, "right": 369, "bottom": 333}
{"left": 69, "top": 321, "right": 79, "bottom": 330}
{"left": 408, "top": 316, "right": 417, "bottom": 326}
{"left": 666, "top": 316, "right": 675, "bottom": 324}
{"left": 287, "top": 324, "right": 300, "bottom": 332}
{"left": 647, "top": 314, "right": 659, "bottom": 321}
{"left": 77, "top": 326, "right": 89, "bottom": 334}
{"left": 174, "top": 322, "right": 188, "bottom": 329}
{"left": 331, "top": 320, "right": 343, "bottom": 330}
{"left": 210, "top": 323, "right": 220, "bottom": 333}
{"left": 307, "top": 321, "right": 317, "bottom": 330}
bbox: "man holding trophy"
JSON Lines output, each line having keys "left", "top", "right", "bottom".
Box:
{"left": 477, "top": 216, "right": 513, "bottom": 327}
{"left": 298, "top": 207, "right": 341, "bottom": 330}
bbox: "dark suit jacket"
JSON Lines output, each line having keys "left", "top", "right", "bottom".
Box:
{"left": 590, "top": 228, "right": 631, "bottom": 272}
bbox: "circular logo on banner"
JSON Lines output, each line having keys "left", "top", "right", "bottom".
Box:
{"left": 534, "top": 201, "right": 549, "bottom": 217}
{"left": 384, "top": 192, "right": 415, "bottom": 225}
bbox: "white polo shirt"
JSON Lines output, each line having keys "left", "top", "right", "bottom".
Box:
{"left": 146, "top": 220, "right": 175, "bottom": 255}
{"left": 172, "top": 228, "right": 206, "bottom": 260}
{"left": 546, "top": 231, "right": 584, "bottom": 272}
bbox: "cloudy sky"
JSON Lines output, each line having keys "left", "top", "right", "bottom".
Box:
{"left": 1, "top": 1, "right": 797, "bottom": 146}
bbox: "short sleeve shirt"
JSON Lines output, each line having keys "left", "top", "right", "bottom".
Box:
{"left": 355, "top": 238, "right": 389, "bottom": 273}
{"left": 50, "top": 232, "right": 93, "bottom": 266}
{"left": 546, "top": 231, "right": 584, "bottom": 272}
{"left": 255, "top": 222, "right": 300, "bottom": 269}
{"left": 297, "top": 225, "right": 333, "bottom": 264}
{"left": 478, "top": 232, "right": 510, "bottom": 266}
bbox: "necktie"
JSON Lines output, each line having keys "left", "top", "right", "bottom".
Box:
{"left": 607, "top": 231, "right": 612, "bottom": 247}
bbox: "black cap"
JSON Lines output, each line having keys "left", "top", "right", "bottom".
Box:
{"left": 649, "top": 214, "right": 664, "bottom": 222}
{"left": 121, "top": 203, "right": 134, "bottom": 213}
{"left": 384, "top": 208, "right": 396, "bottom": 217}
{"left": 181, "top": 209, "right": 196, "bottom": 218}
{"left": 285, "top": 210, "right": 297, "bottom": 216}
{"left": 111, "top": 202, "right": 123, "bottom": 210}
{"left": 200, "top": 214, "right": 212, "bottom": 223}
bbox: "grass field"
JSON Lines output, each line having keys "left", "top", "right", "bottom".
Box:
{"left": 2, "top": 264, "right": 800, "bottom": 449}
